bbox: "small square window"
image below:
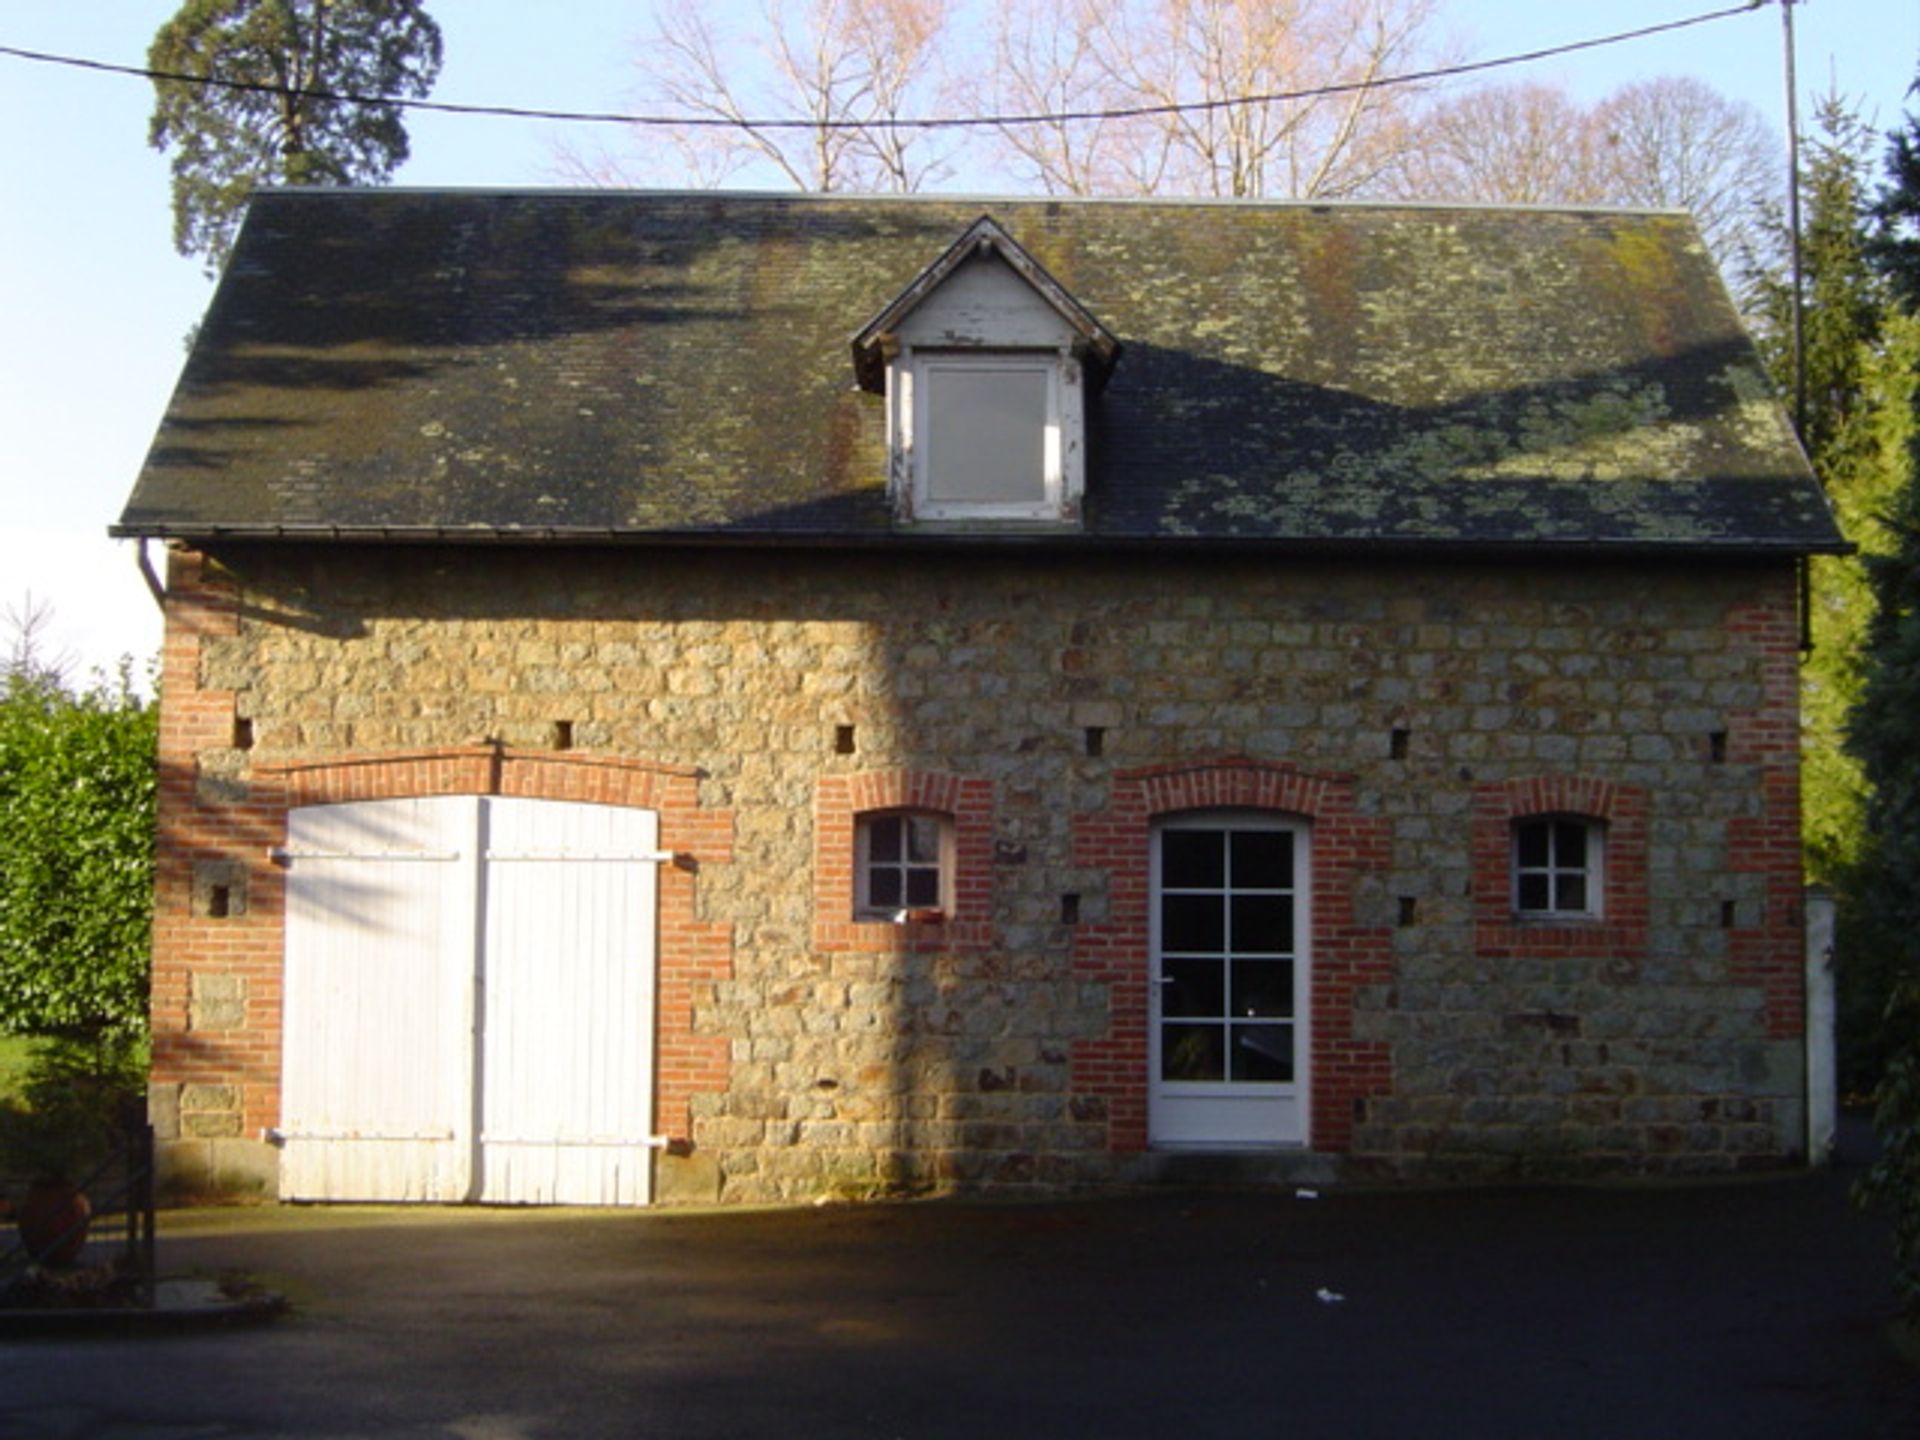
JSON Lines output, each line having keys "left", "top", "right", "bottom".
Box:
{"left": 857, "top": 811, "right": 951, "bottom": 920}
{"left": 1512, "top": 817, "right": 1602, "bottom": 920}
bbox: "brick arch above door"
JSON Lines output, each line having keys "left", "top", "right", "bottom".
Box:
{"left": 1070, "top": 758, "right": 1393, "bottom": 1153}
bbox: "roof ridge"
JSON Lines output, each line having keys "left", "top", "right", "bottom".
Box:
{"left": 250, "top": 185, "right": 1696, "bottom": 221}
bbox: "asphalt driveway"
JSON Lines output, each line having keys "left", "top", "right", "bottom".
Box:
{"left": 4, "top": 1147, "right": 1918, "bottom": 1440}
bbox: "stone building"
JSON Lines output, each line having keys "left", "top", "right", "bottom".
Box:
{"left": 114, "top": 191, "right": 1844, "bottom": 1204}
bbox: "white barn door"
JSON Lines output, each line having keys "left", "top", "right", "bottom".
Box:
{"left": 279, "top": 796, "right": 659, "bottom": 1205}
{"left": 280, "top": 796, "right": 478, "bottom": 1202}
{"left": 480, "top": 799, "right": 658, "bottom": 1204}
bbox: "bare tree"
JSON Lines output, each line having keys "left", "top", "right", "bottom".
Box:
{"left": 1385, "top": 83, "right": 1607, "bottom": 206}
{"left": 985, "top": 0, "right": 1122, "bottom": 196}
{"left": 1589, "top": 76, "right": 1780, "bottom": 268}
{"left": 1384, "top": 75, "right": 1778, "bottom": 281}
{"left": 3, "top": 592, "right": 74, "bottom": 689}
{"left": 615, "top": 0, "right": 955, "bottom": 192}
{"left": 981, "top": 0, "right": 1445, "bottom": 199}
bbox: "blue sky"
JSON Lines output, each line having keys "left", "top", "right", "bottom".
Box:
{"left": 2, "top": 0, "right": 1914, "bottom": 685}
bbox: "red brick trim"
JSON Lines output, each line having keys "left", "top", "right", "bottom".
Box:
{"left": 1472, "top": 775, "right": 1649, "bottom": 959}
{"left": 1071, "top": 756, "right": 1392, "bottom": 1153}
{"left": 812, "top": 768, "right": 996, "bottom": 951}
{"left": 1725, "top": 584, "right": 1808, "bottom": 1039}
{"left": 255, "top": 746, "right": 702, "bottom": 807}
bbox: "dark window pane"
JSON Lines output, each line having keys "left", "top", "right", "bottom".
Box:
{"left": 1556, "top": 822, "right": 1587, "bottom": 867}
{"left": 1231, "top": 830, "right": 1293, "bottom": 889}
{"left": 905, "top": 867, "right": 940, "bottom": 907}
{"left": 1231, "top": 1023, "right": 1294, "bottom": 1082}
{"left": 1517, "top": 873, "right": 1551, "bottom": 912}
{"left": 1231, "top": 895, "right": 1293, "bottom": 954}
{"left": 906, "top": 815, "right": 942, "bottom": 864}
{"left": 1162, "top": 830, "right": 1224, "bottom": 889}
{"left": 868, "top": 815, "right": 902, "bottom": 861}
{"left": 1231, "top": 960, "right": 1294, "bottom": 1018}
{"left": 1162, "top": 1023, "right": 1224, "bottom": 1082}
{"left": 1516, "top": 820, "right": 1549, "bottom": 868}
{"left": 1556, "top": 874, "right": 1588, "bottom": 913}
{"left": 869, "top": 868, "right": 901, "bottom": 908}
{"left": 1162, "top": 894, "right": 1225, "bottom": 953}
{"left": 1163, "top": 958, "right": 1225, "bottom": 1018}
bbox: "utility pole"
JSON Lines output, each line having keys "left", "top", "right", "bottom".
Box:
{"left": 1783, "top": 0, "right": 1806, "bottom": 442}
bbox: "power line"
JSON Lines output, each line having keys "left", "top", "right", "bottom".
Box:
{"left": 0, "top": 2, "right": 1769, "bottom": 135}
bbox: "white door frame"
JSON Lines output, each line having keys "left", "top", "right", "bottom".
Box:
{"left": 1148, "top": 811, "right": 1311, "bottom": 1149}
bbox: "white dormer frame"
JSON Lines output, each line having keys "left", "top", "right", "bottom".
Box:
{"left": 853, "top": 217, "right": 1119, "bottom": 526}
{"left": 891, "top": 347, "right": 1080, "bottom": 522}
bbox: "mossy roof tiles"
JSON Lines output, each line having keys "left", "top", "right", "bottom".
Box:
{"left": 114, "top": 188, "right": 1843, "bottom": 555}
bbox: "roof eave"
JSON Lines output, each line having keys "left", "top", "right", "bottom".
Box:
{"left": 108, "top": 520, "right": 1854, "bottom": 561}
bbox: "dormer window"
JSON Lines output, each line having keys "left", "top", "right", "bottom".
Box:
{"left": 910, "top": 352, "right": 1064, "bottom": 520}
{"left": 853, "top": 216, "right": 1119, "bottom": 527}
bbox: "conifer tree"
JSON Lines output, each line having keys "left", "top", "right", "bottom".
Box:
{"left": 148, "top": 0, "right": 443, "bottom": 273}
{"left": 1852, "top": 85, "right": 1920, "bottom": 1318}
{"left": 1746, "top": 98, "right": 1886, "bottom": 889}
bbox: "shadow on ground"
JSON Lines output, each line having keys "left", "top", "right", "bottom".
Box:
{"left": 2, "top": 1143, "right": 1916, "bottom": 1440}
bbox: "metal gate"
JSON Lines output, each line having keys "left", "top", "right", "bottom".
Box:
{"left": 278, "top": 796, "right": 662, "bottom": 1204}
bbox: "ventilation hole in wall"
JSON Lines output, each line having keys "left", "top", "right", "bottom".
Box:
{"left": 208, "top": 886, "right": 231, "bottom": 920}
{"left": 1398, "top": 896, "right": 1418, "bottom": 927}
{"left": 1390, "top": 728, "right": 1410, "bottom": 760}
{"left": 1722, "top": 900, "right": 1737, "bottom": 929}
{"left": 1061, "top": 893, "right": 1081, "bottom": 925}
{"left": 553, "top": 719, "right": 575, "bottom": 752}
{"left": 1709, "top": 730, "right": 1729, "bottom": 763}
{"left": 232, "top": 717, "right": 254, "bottom": 751}
{"left": 1085, "top": 727, "right": 1105, "bottom": 758}
{"left": 834, "top": 724, "right": 857, "bottom": 755}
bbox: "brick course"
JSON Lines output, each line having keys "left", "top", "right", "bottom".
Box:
{"left": 148, "top": 542, "right": 1813, "bottom": 1199}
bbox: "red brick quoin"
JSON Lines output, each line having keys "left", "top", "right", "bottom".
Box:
{"left": 1070, "top": 758, "right": 1392, "bottom": 1153}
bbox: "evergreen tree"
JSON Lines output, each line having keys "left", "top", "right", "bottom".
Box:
{"left": 148, "top": 0, "right": 443, "bottom": 274}
{"left": 1748, "top": 98, "right": 1889, "bottom": 891}
{"left": 1852, "top": 87, "right": 1920, "bottom": 1320}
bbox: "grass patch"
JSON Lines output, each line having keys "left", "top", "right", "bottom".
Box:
{"left": 0, "top": 1034, "right": 38, "bottom": 1104}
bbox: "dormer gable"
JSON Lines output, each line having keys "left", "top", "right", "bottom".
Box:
{"left": 852, "top": 216, "right": 1120, "bottom": 391}
{"left": 853, "top": 216, "right": 1120, "bottom": 526}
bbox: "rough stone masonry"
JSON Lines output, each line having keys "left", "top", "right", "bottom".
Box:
{"left": 148, "top": 539, "right": 1807, "bottom": 1202}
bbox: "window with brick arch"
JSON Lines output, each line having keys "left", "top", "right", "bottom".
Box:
{"left": 855, "top": 810, "right": 951, "bottom": 920}
{"left": 1512, "top": 815, "right": 1604, "bottom": 920}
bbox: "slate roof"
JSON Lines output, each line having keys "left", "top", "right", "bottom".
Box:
{"left": 113, "top": 188, "right": 1844, "bottom": 556}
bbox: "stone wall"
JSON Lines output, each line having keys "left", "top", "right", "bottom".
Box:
{"left": 148, "top": 542, "right": 1809, "bottom": 1199}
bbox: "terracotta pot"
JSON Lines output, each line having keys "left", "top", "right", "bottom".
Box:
{"left": 16, "top": 1181, "right": 90, "bottom": 1267}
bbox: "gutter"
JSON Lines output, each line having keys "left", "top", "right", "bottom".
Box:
{"left": 106, "top": 522, "right": 1855, "bottom": 563}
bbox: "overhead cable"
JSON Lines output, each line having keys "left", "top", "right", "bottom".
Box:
{"left": 0, "top": 2, "right": 1769, "bottom": 134}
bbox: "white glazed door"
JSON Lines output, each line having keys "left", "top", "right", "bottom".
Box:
{"left": 1149, "top": 815, "right": 1310, "bottom": 1148}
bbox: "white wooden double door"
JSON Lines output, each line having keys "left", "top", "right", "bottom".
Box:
{"left": 279, "top": 796, "right": 661, "bottom": 1205}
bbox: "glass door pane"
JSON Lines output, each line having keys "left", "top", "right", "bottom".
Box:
{"left": 1155, "top": 824, "right": 1298, "bottom": 1089}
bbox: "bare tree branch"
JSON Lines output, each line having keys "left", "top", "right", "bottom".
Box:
{"left": 626, "top": 0, "right": 954, "bottom": 192}
{"left": 980, "top": 0, "right": 1445, "bottom": 201}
